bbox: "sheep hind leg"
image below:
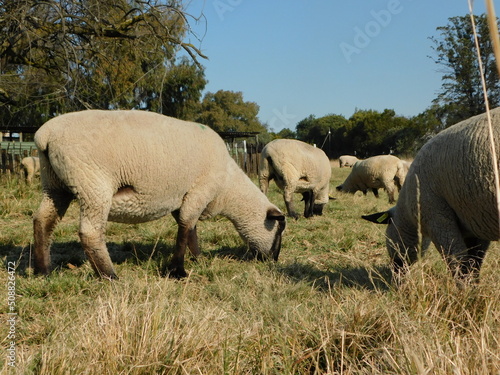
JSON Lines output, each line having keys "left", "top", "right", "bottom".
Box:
{"left": 78, "top": 201, "right": 117, "bottom": 279}
{"left": 384, "top": 183, "right": 396, "bottom": 204}
{"left": 33, "top": 191, "right": 73, "bottom": 275}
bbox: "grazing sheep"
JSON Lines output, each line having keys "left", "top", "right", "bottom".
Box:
{"left": 259, "top": 139, "right": 331, "bottom": 219}
{"left": 363, "top": 108, "right": 500, "bottom": 282}
{"left": 336, "top": 155, "right": 406, "bottom": 204}
{"left": 33, "top": 110, "right": 286, "bottom": 279}
{"left": 339, "top": 155, "right": 359, "bottom": 168}
{"left": 20, "top": 156, "right": 40, "bottom": 184}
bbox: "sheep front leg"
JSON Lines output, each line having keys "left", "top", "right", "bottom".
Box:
{"left": 302, "top": 191, "right": 315, "bottom": 218}
{"left": 33, "top": 192, "right": 72, "bottom": 275}
{"left": 458, "top": 237, "right": 489, "bottom": 281}
{"left": 171, "top": 210, "right": 200, "bottom": 257}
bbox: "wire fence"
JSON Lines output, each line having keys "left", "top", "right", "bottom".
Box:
{"left": 0, "top": 142, "right": 38, "bottom": 175}
{"left": 0, "top": 140, "right": 261, "bottom": 177}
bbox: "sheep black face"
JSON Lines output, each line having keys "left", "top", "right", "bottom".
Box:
{"left": 252, "top": 208, "right": 286, "bottom": 261}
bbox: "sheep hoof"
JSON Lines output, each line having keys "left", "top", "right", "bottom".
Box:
{"left": 165, "top": 265, "right": 187, "bottom": 279}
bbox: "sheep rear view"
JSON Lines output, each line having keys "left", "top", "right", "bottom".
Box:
{"left": 20, "top": 156, "right": 40, "bottom": 184}
{"left": 339, "top": 155, "right": 359, "bottom": 168}
{"left": 336, "top": 155, "right": 406, "bottom": 204}
{"left": 259, "top": 139, "right": 331, "bottom": 219}
{"left": 363, "top": 108, "right": 500, "bottom": 282}
{"left": 33, "top": 110, "right": 286, "bottom": 279}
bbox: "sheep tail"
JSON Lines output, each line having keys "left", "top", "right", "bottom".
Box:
{"left": 34, "top": 125, "right": 51, "bottom": 153}
{"left": 394, "top": 162, "right": 406, "bottom": 190}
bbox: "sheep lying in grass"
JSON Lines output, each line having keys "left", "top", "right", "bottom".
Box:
{"left": 259, "top": 139, "right": 331, "bottom": 219}
{"left": 339, "top": 155, "right": 359, "bottom": 168}
{"left": 20, "top": 156, "right": 40, "bottom": 184}
{"left": 33, "top": 110, "right": 286, "bottom": 279}
{"left": 336, "top": 155, "right": 406, "bottom": 204}
{"left": 363, "top": 108, "right": 500, "bottom": 282}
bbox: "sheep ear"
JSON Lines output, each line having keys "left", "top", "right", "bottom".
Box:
{"left": 267, "top": 208, "right": 286, "bottom": 222}
{"left": 362, "top": 211, "right": 391, "bottom": 224}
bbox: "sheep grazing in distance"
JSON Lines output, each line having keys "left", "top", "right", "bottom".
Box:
{"left": 259, "top": 139, "right": 331, "bottom": 219}
{"left": 33, "top": 110, "right": 286, "bottom": 279}
{"left": 20, "top": 156, "right": 40, "bottom": 184}
{"left": 339, "top": 155, "right": 359, "bottom": 168}
{"left": 363, "top": 108, "right": 500, "bottom": 283}
{"left": 336, "top": 155, "right": 407, "bottom": 204}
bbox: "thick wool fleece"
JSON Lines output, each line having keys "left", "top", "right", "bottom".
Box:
{"left": 259, "top": 139, "right": 331, "bottom": 218}
{"left": 33, "top": 110, "right": 285, "bottom": 278}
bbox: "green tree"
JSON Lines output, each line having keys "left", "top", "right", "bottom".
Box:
{"left": 430, "top": 14, "right": 500, "bottom": 126}
{"left": 145, "top": 57, "right": 207, "bottom": 121}
{"left": 346, "top": 109, "right": 415, "bottom": 156}
{"left": 275, "top": 128, "right": 296, "bottom": 139}
{"left": 296, "top": 115, "right": 317, "bottom": 142}
{"left": 0, "top": 0, "right": 206, "bottom": 127}
{"left": 295, "top": 114, "right": 348, "bottom": 158}
{"left": 197, "top": 90, "right": 266, "bottom": 133}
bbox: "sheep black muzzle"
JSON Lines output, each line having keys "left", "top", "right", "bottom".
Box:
{"left": 270, "top": 217, "right": 286, "bottom": 261}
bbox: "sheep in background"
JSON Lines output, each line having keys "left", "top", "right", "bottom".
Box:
{"left": 20, "top": 156, "right": 40, "bottom": 184}
{"left": 259, "top": 139, "right": 331, "bottom": 219}
{"left": 401, "top": 160, "right": 412, "bottom": 174}
{"left": 363, "top": 108, "right": 500, "bottom": 282}
{"left": 336, "top": 155, "right": 407, "bottom": 204}
{"left": 33, "top": 110, "right": 286, "bottom": 279}
{"left": 339, "top": 155, "right": 359, "bottom": 168}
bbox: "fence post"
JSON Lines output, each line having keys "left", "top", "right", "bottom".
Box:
{"left": 1, "top": 148, "right": 6, "bottom": 174}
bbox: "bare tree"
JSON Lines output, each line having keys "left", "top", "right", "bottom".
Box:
{"left": 0, "top": 0, "right": 207, "bottom": 127}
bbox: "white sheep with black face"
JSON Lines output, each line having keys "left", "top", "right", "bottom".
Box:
{"left": 259, "top": 139, "right": 331, "bottom": 219}
{"left": 33, "top": 110, "right": 286, "bottom": 279}
{"left": 336, "top": 155, "right": 407, "bottom": 204}
{"left": 363, "top": 108, "right": 500, "bottom": 282}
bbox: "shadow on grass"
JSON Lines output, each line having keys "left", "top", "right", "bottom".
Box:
{"left": 277, "top": 261, "right": 394, "bottom": 292}
{"left": 206, "top": 246, "right": 395, "bottom": 292}
{"left": 0, "top": 241, "right": 176, "bottom": 276}
{"left": 205, "top": 245, "right": 259, "bottom": 262}
{"left": 2, "top": 242, "right": 394, "bottom": 292}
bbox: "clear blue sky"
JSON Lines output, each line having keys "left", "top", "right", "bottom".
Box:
{"left": 184, "top": 1, "right": 488, "bottom": 132}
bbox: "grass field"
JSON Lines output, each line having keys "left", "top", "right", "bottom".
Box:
{"left": 1, "top": 163, "right": 499, "bottom": 374}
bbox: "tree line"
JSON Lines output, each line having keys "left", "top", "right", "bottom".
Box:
{"left": 1, "top": 2, "right": 499, "bottom": 158}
